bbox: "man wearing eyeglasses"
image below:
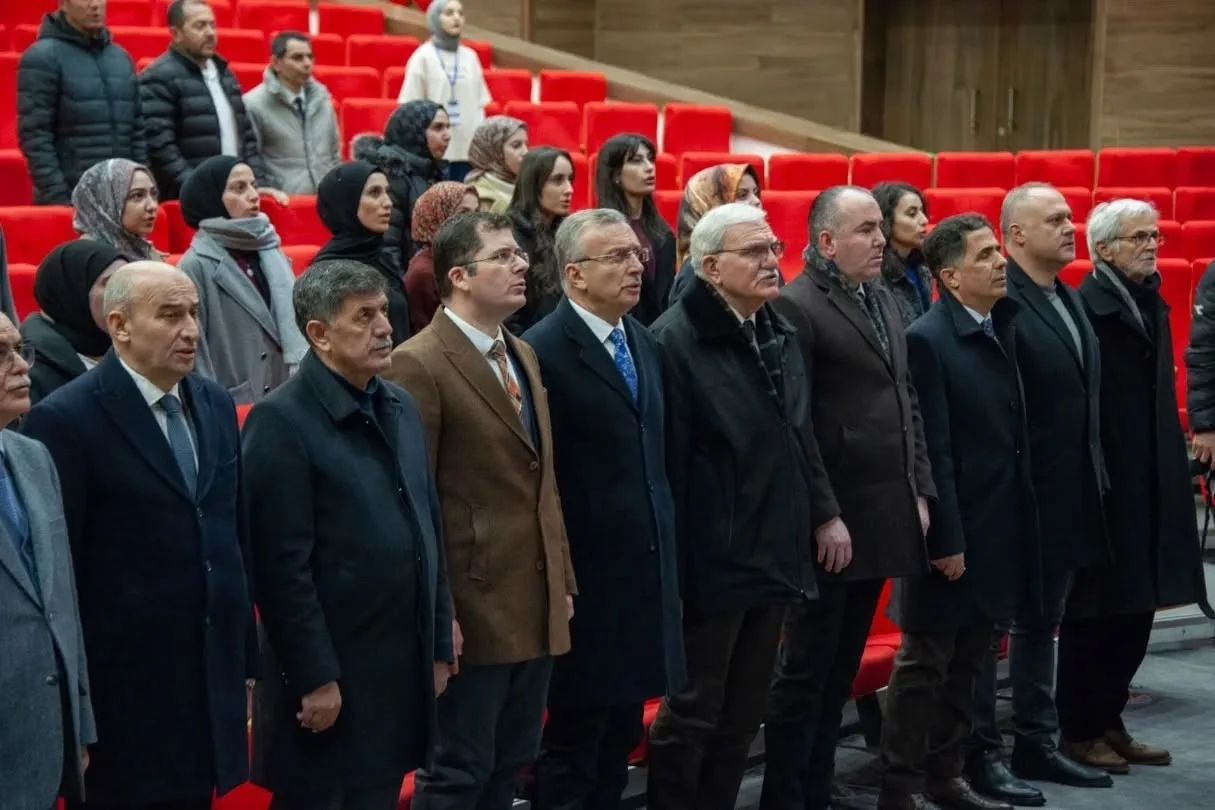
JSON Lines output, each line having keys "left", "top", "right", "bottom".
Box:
{"left": 761, "top": 185, "right": 934, "bottom": 810}
{"left": 386, "top": 211, "right": 577, "bottom": 810}
{"left": 0, "top": 313, "right": 96, "bottom": 810}
{"left": 646, "top": 202, "right": 819, "bottom": 810}
{"left": 523, "top": 208, "right": 686, "bottom": 810}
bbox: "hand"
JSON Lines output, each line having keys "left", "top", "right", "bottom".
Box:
{"left": 916, "top": 496, "right": 931, "bottom": 536}
{"left": 932, "top": 553, "right": 966, "bottom": 581}
{"left": 1193, "top": 432, "right": 1215, "bottom": 467}
{"left": 81, "top": 746, "right": 89, "bottom": 773}
{"left": 258, "top": 187, "right": 290, "bottom": 206}
{"left": 246, "top": 678, "right": 255, "bottom": 723}
{"left": 297, "top": 680, "right": 341, "bottom": 733}
{"left": 565, "top": 595, "right": 575, "bottom": 620}
{"left": 434, "top": 662, "right": 453, "bottom": 696}
{"left": 814, "top": 517, "right": 853, "bottom": 574}
{"left": 450, "top": 618, "right": 463, "bottom": 675}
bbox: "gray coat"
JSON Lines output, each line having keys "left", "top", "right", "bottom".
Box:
{"left": 178, "top": 231, "right": 299, "bottom": 405}
{"left": 0, "top": 430, "right": 96, "bottom": 810}
{"left": 243, "top": 69, "right": 341, "bottom": 195}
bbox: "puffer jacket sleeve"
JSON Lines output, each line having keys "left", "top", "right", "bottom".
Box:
{"left": 1186, "top": 260, "right": 1215, "bottom": 432}
{"left": 130, "top": 79, "right": 149, "bottom": 167}
{"left": 16, "top": 45, "right": 71, "bottom": 205}
{"left": 140, "top": 63, "right": 193, "bottom": 199}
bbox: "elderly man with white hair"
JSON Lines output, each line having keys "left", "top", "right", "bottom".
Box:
{"left": 1056, "top": 198, "right": 1205, "bottom": 773}
{"left": 645, "top": 202, "right": 820, "bottom": 810}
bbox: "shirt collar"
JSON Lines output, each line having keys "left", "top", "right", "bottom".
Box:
{"left": 567, "top": 298, "right": 620, "bottom": 345}
{"left": 118, "top": 355, "right": 182, "bottom": 408}
{"left": 962, "top": 304, "right": 989, "bottom": 324}
{"left": 443, "top": 307, "right": 504, "bottom": 356}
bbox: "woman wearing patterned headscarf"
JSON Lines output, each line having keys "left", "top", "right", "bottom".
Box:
{"left": 465, "top": 115, "right": 528, "bottom": 214}
{"left": 404, "top": 181, "right": 481, "bottom": 333}
{"left": 667, "top": 163, "right": 765, "bottom": 305}
{"left": 398, "top": 0, "right": 491, "bottom": 180}
{"left": 70, "top": 158, "right": 165, "bottom": 260}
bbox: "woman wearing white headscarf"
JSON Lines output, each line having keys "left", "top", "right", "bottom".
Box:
{"left": 398, "top": 0, "right": 491, "bottom": 181}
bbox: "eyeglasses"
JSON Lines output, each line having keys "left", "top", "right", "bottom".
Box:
{"left": 464, "top": 247, "right": 529, "bottom": 267}
{"left": 0, "top": 342, "right": 35, "bottom": 374}
{"left": 708, "top": 240, "right": 786, "bottom": 262}
{"left": 1111, "top": 231, "right": 1165, "bottom": 247}
{"left": 571, "top": 246, "right": 652, "bottom": 266}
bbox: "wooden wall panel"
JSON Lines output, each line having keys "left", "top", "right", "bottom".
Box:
{"left": 462, "top": 0, "right": 526, "bottom": 39}
{"left": 1096, "top": 0, "right": 1215, "bottom": 146}
{"left": 593, "top": 0, "right": 863, "bottom": 130}
{"left": 530, "top": 0, "right": 596, "bottom": 60}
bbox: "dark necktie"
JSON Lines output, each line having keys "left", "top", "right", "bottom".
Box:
{"left": 742, "top": 319, "right": 757, "bottom": 349}
{"left": 294, "top": 96, "right": 306, "bottom": 125}
{"left": 0, "top": 455, "right": 35, "bottom": 594}
{"left": 160, "top": 394, "right": 198, "bottom": 497}
{"left": 981, "top": 317, "right": 998, "bottom": 340}
{"left": 609, "top": 328, "right": 638, "bottom": 402}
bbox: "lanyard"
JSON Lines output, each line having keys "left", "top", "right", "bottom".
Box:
{"left": 435, "top": 49, "right": 460, "bottom": 93}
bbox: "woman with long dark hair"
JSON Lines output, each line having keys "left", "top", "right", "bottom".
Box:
{"left": 873, "top": 181, "right": 932, "bottom": 327}
{"left": 594, "top": 134, "right": 676, "bottom": 325}
{"left": 505, "top": 146, "right": 574, "bottom": 334}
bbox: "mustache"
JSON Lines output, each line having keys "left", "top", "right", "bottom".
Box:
{"left": 371, "top": 339, "right": 393, "bottom": 352}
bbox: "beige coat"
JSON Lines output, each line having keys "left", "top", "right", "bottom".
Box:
{"left": 397, "top": 41, "right": 491, "bottom": 162}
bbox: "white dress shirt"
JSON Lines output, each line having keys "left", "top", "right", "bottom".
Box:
{"left": 568, "top": 299, "right": 622, "bottom": 360}
{"left": 118, "top": 357, "right": 198, "bottom": 465}
{"left": 962, "top": 304, "right": 989, "bottom": 325}
{"left": 202, "top": 59, "right": 240, "bottom": 157}
{"left": 443, "top": 308, "right": 521, "bottom": 393}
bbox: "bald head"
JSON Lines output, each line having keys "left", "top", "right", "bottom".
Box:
{"left": 103, "top": 262, "right": 193, "bottom": 317}
{"left": 1000, "top": 183, "right": 1077, "bottom": 273}
{"left": 105, "top": 261, "right": 201, "bottom": 391}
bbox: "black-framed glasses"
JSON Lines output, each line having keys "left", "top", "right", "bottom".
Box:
{"left": 0, "top": 342, "right": 35, "bottom": 373}
{"left": 571, "top": 246, "right": 652, "bottom": 266}
{"left": 1111, "top": 230, "right": 1164, "bottom": 247}
{"left": 464, "top": 247, "right": 529, "bottom": 267}
{"left": 708, "top": 240, "right": 786, "bottom": 261}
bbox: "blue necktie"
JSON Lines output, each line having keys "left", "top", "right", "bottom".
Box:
{"left": 0, "top": 455, "right": 35, "bottom": 594}
{"left": 160, "top": 394, "right": 198, "bottom": 497}
{"left": 609, "top": 328, "right": 638, "bottom": 403}
{"left": 981, "top": 317, "right": 998, "bottom": 340}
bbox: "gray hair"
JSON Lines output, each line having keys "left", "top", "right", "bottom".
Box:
{"left": 1086, "top": 198, "right": 1158, "bottom": 259}
{"left": 102, "top": 261, "right": 179, "bottom": 315}
{"left": 808, "top": 185, "right": 873, "bottom": 243}
{"left": 691, "top": 202, "right": 769, "bottom": 278}
{"left": 554, "top": 207, "right": 630, "bottom": 271}
{"left": 1000, "top": 182, "right": 1055, "bottom": 237}
{"left": 293, "top": 260, "right": 388, "bottom": 341}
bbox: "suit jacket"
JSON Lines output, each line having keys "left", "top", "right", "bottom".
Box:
{"left": 21, "top": 351, "right": 256, "bottom": 805}
{"left": 1005, "top": 260, "right": 1110, "bottom": 574}
{"left": 0, "top": 430, "right": 96, "bottom": 810}
{"left": 244, "top": 352, "right": 453, "bottom": 791}
{"left": 524, "top": 300, "right": 685, "bottom": 708}
{"left": 773, "top": 263, "right": 934, "bottom": 582}
{"left": 385, "top": 308, "right": 576, "bottom": 665}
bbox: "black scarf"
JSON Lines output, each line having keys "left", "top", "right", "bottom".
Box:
{"left": 33, "top": 240, "right": 123, "bottom": 357}
{"left": 808, "top": 246, "right": 891, "bottom": 360}
{"left": 180, "top": 155, "right": 243, "bottom": 228}
{"left": 313, "top": 161, "right": 401, "bottom": 282}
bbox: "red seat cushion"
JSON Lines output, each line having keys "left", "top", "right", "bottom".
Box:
{"left": 851, "top": 643, "right": 897, "bottom": 697}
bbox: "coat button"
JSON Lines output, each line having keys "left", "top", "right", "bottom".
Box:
{"left": 263, "top": 385, "right": 271, "bottom": 393}
{"left": 205, "top": 560, "right": 213, "bottom": 573}
{"left": 46, "top": 674, "right": 58, "bottom": 686}
{"left": 47, "top": 611, "right": 55, "bottom": 621}
{"left": 260, "top": 352, "right": 268, "bottom": 360}
{"left": 197, "top": 508, "right": 204, "bottom": 518}
{"left": 535, "top": 560, "right": 545, "bottom": 572}
{"left": 528, "top": 460, "right": 539, "bottom": 472}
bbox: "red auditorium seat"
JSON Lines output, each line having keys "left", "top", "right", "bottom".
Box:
{"left": 852, "top": 644, "right": 897, "bottom": 699}
{"left": 655, "top": 190, "right": 681, "bottom": 231}
{"left": 317, "top": 2, "right": 384, "bottom": 37}
{"left": 339, "top": 99, "right": 398, "bottom": 148}
{"left": 866, "top": 579, "right": 901, "bottom": 648}
{"left": 934, "top": 151, "right": 1015, "bottom": 190}
{"left": 234, "top": 404, "right": 254, "bottom": 430}
{"left": 464, "top": 39, "right": 493, "bottom": 71}
{"left": 767, "top": 153, "right": 849, "bottom": 192}
{"left": 1184, "top": 222, "right": 1215, "bottom": 264}
{"left": 630, "top": 699, "right": 662, "bottom": 765}
{"left": 312, "top": 66, "right": 380, "bottom": 105}
{"left": 0, "top": 53, "right": 18, "bottom": 149}
{"left": 160, "top": 201, "right": 195, "bottom": 254}
{"left": 1073, "top": 224, "right": 1090, "bottom": 260}
{"left": 227, "top": 62, "right": 267, "bottom": 91}
{"left": 3, "top": 2, "right": 57, "bottom": 28}
{"left": 7, "top": 263, "right": 36, "bottom": 320}
{"left": 762, "top": 191, "right": 818, "bottom": 279}
{"left": 218, "top": 30, "right": 271, "bottom": 65}
{"left": 348, "top": 35, "right": 420, "bottom": 75}
{"left": 504, "top": 101, "right": 581, "bottom": 154}
{"left": 382, "top": 66, "right": 407, "bottom": 98}
{"left": 106, "top": 0, "right": 154, "bottom": 26}
{"left": 678, "top": 153, "right": 765, "bottom": 186}
{"left": 483, "top": 100, "right": 502, "bottom": 117}
{"left": 282, "top": 244, "right": 322, "bottom": 274}
{"left": 149, "top": 207, "right": 173, "bottom": 254}
{"left": 1175, "top": 188, "right": 1215, "bottom": 223}
{"left": 1059, "top": 186, "right": 1094, "bottom": 222}
{"left": 235, "top": 1, "right": 310, "bottom": 37}
{"left": 154, "top": 0, "right": 233, "bottom": 27}
{"left": 569, "top": 152, "right": 590, "bottom": 212}
{"left": 583, "top": 102, "right": 659, "bottom": 154}
{"left": 482, "top": 69, "right": 532, "bottom": 105}
{"left": 922, "top": 188, "right": 1004, "bottom": 231}
{"left": 263, "top": 196, "right": 329, "bottom": 246}
{"left": 661, "top": 103, "right": 731, "bottom": 157}
{"left": 10, "top": 25, "right": 38, "bottom": 53}
{"left": 1058, "top": 260, "right": 1094, "bottom": 289}
{"left": 1158, "top": 220, "right": 1186, "bottom": 261}
{"left": 0, "top": 206, "right": 76, "bottom": 264}
{"left": 1014, "top": 149, "right": 1095, "bottom": 188}
{"left": 850, "top": 152, "right": 932, "bottom": 190}
{"left": 1178, "top": 147, "right": 1215, "bottom": 187}
{"left": 298, "top": 32, "right": 343, "bottom": 67}
{"left": 0, "top": 25, "right": 7, "bottom": 52}
{"left": 539, "top": 70, "right": 607, "bottom": 110}
{"left": 1097, "top": 147, "right": 1179, "bottom": 189}
{"left": 1092, "top": 186, "right": 1174, "bottom": 220}
{"left": 109, "top": 26, "right": 171, "bottom": 63}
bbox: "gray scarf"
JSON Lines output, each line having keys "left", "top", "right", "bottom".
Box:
{"left": 427, "top": 0, "right": 461, "bottom": 52}
{"left": 197, "top": 214, "right": 309, "bottom": 367}
{"left": 1093, "top": 257, "right": 1145, "bottom": 332}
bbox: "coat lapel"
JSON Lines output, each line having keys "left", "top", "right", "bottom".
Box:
{"left": 0, "top": 446, "right": 39, "bottom": 604}
{"left": 196, "top": 234, "right": 281, "bottom": 343}
{"left": 1082, "top": 271, "right": 1151, "bottom": 344}
{"left": 182, "top": 376, "right": 218, "bottom": 499}
{"left": 625, "top": 317, "right": 654, "bottom": 422}
{"left": 1008, "top": 263, "right": 1084, "bottom": 372}
{"left": 558, "top": 299, "right": 637, "bottom": 411}
{"left": 810, "top": 267, "right": 893, "bottom": 373}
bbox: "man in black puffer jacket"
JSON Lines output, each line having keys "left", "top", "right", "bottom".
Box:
{"left": 1185, "top": 260, "right": 1215, "bottom": 466}
{"left": 139, "top": 0, "right": 272, "bottom": 200}
{"left": 17, "top": 4, "right": 147, "bottom": 205}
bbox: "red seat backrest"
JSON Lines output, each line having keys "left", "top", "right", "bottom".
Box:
{"left": 504, "top": 101, "right": 581, "bottom": 155}
{"left": 347, "top": 35, "right": 419, "bottom": 76}
{"left": 850, "top": 152, "right": 932, "bottom": 190}
{"left": 654, "top": 190, "right": 681, "bottom": 231}
{"left": 678, "top": 153, "right": 765, "bottom": 187}
{"left": 263, "top": 196, "right": 328, "bottom": 245}
{"left": 1184, "top": 222, "right": 1215, "bottom": 264}
{"left": 0, "top": 206, "right": 76, "bottom": 264}
{"left": 767, "top": 153, "right": 848, "bottom": 192}
{"left": 153, "top": 0, "right": 234, "bottom": 27}
{"left": 661, "top": 103, "right": 731, "bottom": 157}
{"left": 1014, "top": 149, "right": 1095, "bottom": 188}
{"left": 568, "top": 152, "right": 589, "bottom": 212}
{"left": 483, "top": 69, "right": 532, "bottom": 105}
{"left": 1097, "top": 147, "right": 1179, "bottom": 189}
{"left": 339, "top": 98, "right": 399, "bottom": 155}
{"left": 922, "top": 188, "right": 1005, "bottom": 231}
{"left": 463, "top": 40, "right": 492, "bottom": 70}
{"left": 292, "top": 31, "right": 344, "bottom": 68}
{"left": 160, "top": 200, "right": 195, "bottom": 254}
{"left": 10, "top": 25, "right": 38, "bottom": 53}
{"left": 8, "top": 263, "right": 37, "bottom": 321}
{"left": 761, "top": 190, "right": 818, "bottom": 279}
{"left": 317, "top": 2, "right": 384, "bottom": 37}
{"left": 109, "top": 26, "right": 171, "bottom": 63}
{"left": 312, "top": 66, "right": 380, "bottom": 105}
{"left": 227, "top": 62, "right": 267, "bottom": 93}
{"left": 583, "top": 102, "right": 658, "bottom": 155}
{"left": 0, "top": 53, "right": 17, "bottom": 150}
{"left": 235, "top": 1, "right": 311, "bottom": 37}
{"left": 1059, "top": 186, "right": 1094, "bottom": 223}
{"left": 1175, "top": 188, "right": 1215, "bottom": 223}
{"left": 1177, "top": 147, "right": 1215, "bottom": 187}
{"left": 218, "top": 29, "right": 270, "bottom": 65}
{"left": 0, "top": 150, "right": 31, "bottom": 206}
{"left": 1058, "top": 260, "right": 1094, "bottom": 289}
{"left": 539, "top": 70, "right": 607, "bottom": 110}
{"left": 282, "top": 244, "right": 322, "bottom": 275}
{"left": 934, "top": 151, "right": 1016, "bottom": 190}
{"left": 108, "top": 0, "right": 155, "bottom": 27}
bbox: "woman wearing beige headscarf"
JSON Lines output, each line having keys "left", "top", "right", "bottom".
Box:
{"left": 465, "top": 115, "right": 528, "bottom": 214}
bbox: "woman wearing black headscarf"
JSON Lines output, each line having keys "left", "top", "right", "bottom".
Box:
{"left": 312, "top": 161, "right": 412, "bottom": 345}
{"left": 20, "top": 240, "right": 127, "bottom": 403}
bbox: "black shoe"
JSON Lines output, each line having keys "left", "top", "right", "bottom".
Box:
{"left": 965, "top": 751, "right": 1046, "bottom": 807}
{"left": 877, "top": 789, "right": 945, "bottom": 810}
{"left": 926, "top": 776, "right": 1014, "bottom": 810}
{"left": 1010, "top": 744, "right": 1114, "bottom": 788}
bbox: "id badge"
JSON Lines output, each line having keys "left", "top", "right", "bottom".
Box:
{"left": 446, "top": 99, "right": 461, "bottom": 126}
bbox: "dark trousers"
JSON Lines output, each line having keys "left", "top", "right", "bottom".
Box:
{"left": 971, "top": 571, "right": 1071, "bottom": 753}
{"left": 267, "top": 783, "right": 403, "bottom": 810}
{"left": 880, "top": 625, "right": 995, "bottom": 795}
{"left": 412, "top": 657, "right": 553, "bottom": 810}
{"left": 646, "top": 604, "right": 785, "bottom": 810}
{"left": 759, "top": 578, "right": 885, "bottom": 810}
{"left": 69, "top": 801, "right": 211, "bottom": 810}
{"left": 535, "top": 703, "right": 644, "bottom": 810}
{"left": 1056, "top": 610, "right": 1155, "bottom": 742}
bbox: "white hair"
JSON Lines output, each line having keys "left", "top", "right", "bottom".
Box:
{"left": 102, "top": 261, "right": 179, "bottom": 315}
{"left": 691, "top": 202, "right": 769, "bottom": 278}
{"left": 554, "top": 208, "right": 631, "bottom": 293}
{"left": 1086, "top": 198, "right": 1158, "bottom": 259}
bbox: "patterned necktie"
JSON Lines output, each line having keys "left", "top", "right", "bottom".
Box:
{"left": 609, "top": 328, "right": 639, "bottom": 402}
{"left": 981, "top": 317, "right": 998, "bottom": 341}
{"left": 488, "top": 340, "right": 523, "bottom": 415}
{"left": 159, "top": 394, "right": 198, "bottom": 497}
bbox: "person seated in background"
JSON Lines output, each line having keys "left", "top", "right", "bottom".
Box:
{"left": 465, "top": 116, "right": 528, "bottom": 214}
{"left": 668, "top": 164, "right": 764, "bottom": 305}
{"left": 506, "top": 146, "right": 575, "bottom": 333}
{"left": 312, "top": 161, "right": 414, "bottom": 346}
{"left": 177, "top": 155, "right": 306, "bottom": 405}
{"left": 71, "top": 158, "right": 166, "bottom": 261}
{"left": 398, "top": 0, "right": 491, "bottom": 181}
{"left": 594, "top": 134, "right": 676, "bottom": 326}
{"left": 17, "top": 0, "right": 146, "bottom": 205}
{"left": 405, "top": 181, "right": 481, "bottom": 334}
{"left": 243, "top": 31, "right": 341, "bottom": 195}
{"left": 21, "top": 241, "right": 126, "bottom": 404}
{"left": 874, "top": 182, "right": 932, "bottom": 328}
{"left": 140, "top": 0, "right": 282, "bottom": 202}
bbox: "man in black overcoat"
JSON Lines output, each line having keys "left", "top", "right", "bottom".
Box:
{"left": 243, "top": 260, "right": 455, "bottom": 810}
{"left": 1056, "top": 199, "right": 1206, "bottom": 772}
{"left": 524, "top": 208, "right": 685, "bottom": 810}
{"left": 966, "top": 184, "right": 1113, "bottom": 805}
{"left": 880, "top": 214, "right": 1036, "bottom": 810}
